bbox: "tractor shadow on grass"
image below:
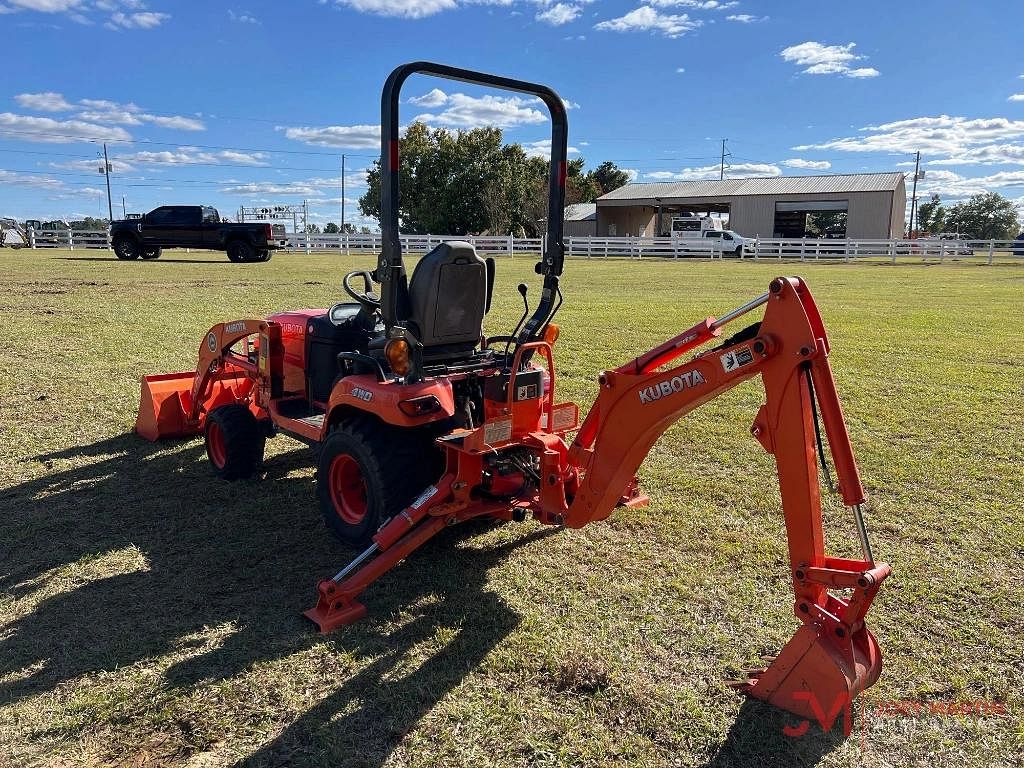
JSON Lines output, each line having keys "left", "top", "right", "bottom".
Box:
{"left": 703, "top": 698, "right": 848, "bottom": 768}
{"left": 0, "top": 432, "right": 541, "bottom": 766}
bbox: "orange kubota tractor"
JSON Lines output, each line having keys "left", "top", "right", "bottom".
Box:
{"left": 136, "top": 62, "right": 889, "bottom": 723}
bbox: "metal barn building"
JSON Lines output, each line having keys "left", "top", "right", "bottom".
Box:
{"left": 595, "top": 172, "right": 906, "bottom": 239}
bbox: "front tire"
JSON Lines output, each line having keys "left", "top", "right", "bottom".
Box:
{"left": 205, "top": 404, "right": 266, "bottom": 480}
{"left": 226, "top": 240, "right": 255, "bottom": 263}
{"left": 113, "top": 237, "right": 140, "bottom": 260}
{"left": 141, "top": 246, "right": 162, "bottom": 260}
{"left": 317, "top": 418, "right": 443, "bottom": 548}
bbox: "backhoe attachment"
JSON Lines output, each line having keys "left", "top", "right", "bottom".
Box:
{"left": 305, "top": 276, "right": 888, "bottom": 725}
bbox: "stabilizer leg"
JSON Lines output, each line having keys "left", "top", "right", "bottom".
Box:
{"left": 305, "top": 516, "right": 448, "bottom": 633}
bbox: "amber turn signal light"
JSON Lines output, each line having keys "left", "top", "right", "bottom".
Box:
{"left": 543, "top": 323, "right": 560, "bottom": 345}
{"left": 385, "top": 338, "right": 411, "bottom": 376}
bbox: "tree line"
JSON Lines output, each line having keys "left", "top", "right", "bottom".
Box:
{"left": 916, "top": 192, "right": 1021, "bottom": 239}
{"left": 357, "top": 122, "right": 631, "bottom": 237}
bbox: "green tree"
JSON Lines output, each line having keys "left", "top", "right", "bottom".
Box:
{"left": 303, "top": 223, "right": 321, "bottom": 234}
{"left": 943, "top": 192, "right": 1020, "bottom": 239}
{"left": 588, "top": 161, "right": 631, "bottom": 196}
{"left": 323, "top": 222, "right": 339, "bottom": 233}
{"left": 340, "top": 223, "right": 356, "bottom": 234}
{"left": 916, "top": 194, "right": 945, "bottom": 235}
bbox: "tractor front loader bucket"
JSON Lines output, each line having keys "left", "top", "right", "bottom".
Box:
{"left": 135, "top": 372, "right": 199, "bottom": 441}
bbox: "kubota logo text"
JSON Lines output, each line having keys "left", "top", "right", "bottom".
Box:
{"left": 638, "top": 370, "right": 705, "bottom": 404}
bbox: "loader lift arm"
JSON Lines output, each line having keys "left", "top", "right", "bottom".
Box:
{"left": 306, "top": 276, "right": 889, "bottom": 724}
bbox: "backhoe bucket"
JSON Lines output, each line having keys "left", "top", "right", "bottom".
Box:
{"left": 135, "top": 372, "right": 199, "bottom": 441}
{"left": 734, "top": 622, "right": 882, "bottom": 732}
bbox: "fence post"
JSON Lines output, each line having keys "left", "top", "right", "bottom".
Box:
{"left": 939, "top": 242, "right": 946, "bottom": 263}
{"left": 892, "top": 240, "right": 897, "bottom": 265}
{"left": 987, "top": 240, "right": 995, "bottom": 265}
{"left": 67, "top": 229, "right": 74, "bottom": 251}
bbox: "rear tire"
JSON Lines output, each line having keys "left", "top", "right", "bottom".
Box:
{"left": 317, "top": 418, "right": 444, "bottom": 548}
{"left": 205, "top": 403, "right": 266, "bottom": 480}
{"left": 113, "top": 237, "right": 140, "bottom": 260}
{"left": 226, "top": 240, "right": 255, "bottom": 263}
{"left": 257, "top": 249, "right": 272, "bottom": 262}
{"left": 141, "top": 246, "right": 162, "bottom": 260}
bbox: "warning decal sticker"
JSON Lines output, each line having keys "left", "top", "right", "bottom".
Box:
{"left": 720, "top": 346, "right": 755, "bottom": 373}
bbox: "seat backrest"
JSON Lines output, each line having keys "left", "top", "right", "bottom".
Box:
{"left": 407, "top": 241, "right": 487, "bottom": 349}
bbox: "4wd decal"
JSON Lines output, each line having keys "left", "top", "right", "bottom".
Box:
{"left": 638, "top": 370, "right": 705, "bottom": 404}
{"left": 350, "top": 387, "right": 373, "bottom": 402}
{"left": 720, "top": 346, "right": 755, "bottom": 373}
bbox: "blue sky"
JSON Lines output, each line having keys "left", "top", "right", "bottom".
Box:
{"left": 3, "top": 0, "right": 1024, "bottom": 229}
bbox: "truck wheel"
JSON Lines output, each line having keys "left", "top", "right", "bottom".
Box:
{"left": 733, "top": 246, "right": 743, "bottom": 258}
{"left": 113, "top": 237, "right": 140, "bottom": 260}
{"left": 317, "top": 418, "right": 443, "bottom": 548}
{"left": 226, "top": 240, "right": 255, "bottom": 263}
{"left": 141, "top": 247, "right": 162, "bottom": 260}
{"left": 205, "top": 403, "right": 266, "bottom": 480}
{"left": 257, "top": 249, "right": 272, "bottom": 262}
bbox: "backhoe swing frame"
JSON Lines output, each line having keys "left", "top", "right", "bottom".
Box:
{"left": 306, "top": 275, "right": 890, "bottom": 723}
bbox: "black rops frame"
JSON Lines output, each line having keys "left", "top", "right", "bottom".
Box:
{"left": 375, "top": 61, "right": 569, "bottom": 347}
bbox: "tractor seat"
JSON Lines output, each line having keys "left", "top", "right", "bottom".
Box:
{"left": 406, "top": 241, "right": 493, "bottom": 362}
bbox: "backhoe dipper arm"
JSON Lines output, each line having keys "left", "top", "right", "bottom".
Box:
{"left": 567, "top": 276, "right": 890, "bottom": 724}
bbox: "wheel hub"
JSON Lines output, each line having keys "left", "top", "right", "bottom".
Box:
{"left": 329, "top": 454, "right": 368, "bottom": 524}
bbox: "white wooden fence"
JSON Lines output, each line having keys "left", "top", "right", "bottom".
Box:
{"left": 23, "top": 228, "right": 1024, "bottom": 264}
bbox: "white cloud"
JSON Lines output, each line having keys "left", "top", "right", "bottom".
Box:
{"left": 782, "top": 158, "right": 831, "bottom": 170}
{"left": 409, "top": 88, "right": 448, "bottom": 108}
{"left": 278, "top": 123, "right": 381, "bottom": 148}
{"left": 594, "top": 6, "right": 701, "bottom": 38}
{"left": 926, "top": 143, "right": 1024, "bottom": 166}
{"left": 726, "top": 13, "right": 765, "bottom": 22}
{"left": 416, "top": 92, "right": 547, "bottom": 128}
{"left": 675, "top": 67, "right": 685, "bottom": 74}
{"left": 0, "top": 168, "right": 65, "bottom": 189}
{"left": 914, "top": 167, "right": 1024, "bottom": 199}
{"left": 74, "top": 98, "right": 204, "bottom": 131}
{"left": 0, "top": 112, "right": 132, "bottom": 143}
{"left": 522, "top": 138, "right": 580, "bottom": 158}
{"left": 14, "top": 91, "right": 72, "bottom": 111}
{"left": 536, "top": 2, "right": 581, "bottom": 24}
{"left": 220, "top": 176, "right": 347, "bottom": 196}
{"left": 106, "top": 10, "right": 169, "bottom": 28}
{"left": 780, "top": 41, "right": 880, "bottom": 78}
{"left": 649, "top": 0, "right": 735, "bottom": 8}
{"left": 1008, "top": 94, "right": 1024, "bottom": 102}
{"left": 51, "top": 157, "right": 135, "bottom": 173}
{"left": 227, "top": 9, "right": 259, "bottom": 23}
{"left": 794, "top": 115, "right": 1024, "bottom": 157}
{"left": 3, "top": 0, "right": 82, "bottom": 11}
{"left": 645, "top": 162, "right": 781, "bottom": 180}
{"left": 118, "top": 148, "right": 269, "bottom": 166}
{"left": 332, "top": 0, "right": 456, "bottom": 18}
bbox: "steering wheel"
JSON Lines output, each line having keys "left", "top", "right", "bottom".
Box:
{"left": 342, "top": 269, "right": 381, "bottom": 310}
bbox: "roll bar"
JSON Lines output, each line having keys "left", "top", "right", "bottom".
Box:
{"left": 376, "top": 61, "right": 569, "bottom": 343}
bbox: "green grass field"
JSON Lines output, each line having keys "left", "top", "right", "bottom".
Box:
{"left": 1, "top": 248, "right": 1021, "bottom": 767}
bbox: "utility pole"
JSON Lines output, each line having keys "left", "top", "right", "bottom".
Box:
{"left": 908, "top": 151, "right": 921, "bottom": 237}
{"left": 121, "top": 196, "right": 127, "bottom": 218}
{"left": 102, "top": 143, "right": 114, "bottom": 222}
{"left": 341, "top": 153, "right": 346, "bottom": 232}
{"left": 719, "top": 138, "right": 730, "bottom": 180}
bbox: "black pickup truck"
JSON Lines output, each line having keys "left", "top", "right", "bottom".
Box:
{"left": 109, "top": 205, "right": 287, "bottom": 262}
